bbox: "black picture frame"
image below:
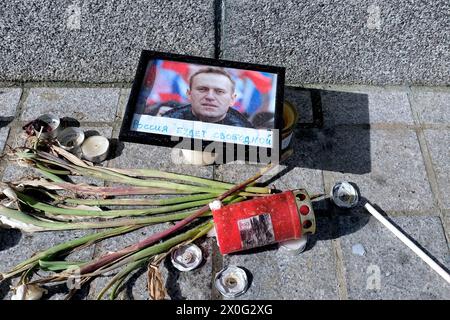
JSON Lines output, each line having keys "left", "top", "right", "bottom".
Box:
{"left": 118, "top": 50, "right": 285, "bottom": 163}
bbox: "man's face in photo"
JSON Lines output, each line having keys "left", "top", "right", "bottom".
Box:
{"left": 187, "top": 73, "right": 237, "bottom": 122}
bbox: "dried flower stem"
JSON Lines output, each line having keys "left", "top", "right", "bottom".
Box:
{"left": 78, "top": 165, "right": 272, "bottom": 275}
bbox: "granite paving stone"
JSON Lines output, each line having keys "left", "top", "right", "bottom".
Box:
{"left": 221, "top": 217, "right": 339, "bottom": 300}
{"left": 1, "top": 164, "right": 44, "bottom": 183}
{"left": 214, "top": 133, "right": 325, "bottom": 191}
{"left": 410, "top": 87, "right": 450, "bottom": 125}
{"left": 0, "top": 88, "right": 21, "bottom": 119}
{"left": 0, "top": 229, "right": 94, "bottom": 300}
{"left": 222, "top": 0, "right": 450, "bottom": 85}
{"left": 284, "top": 87, "right": 314, "bottom": 124}
{"left": 0, "top": 127, "right": 10, "bottom": 153}
{"left": 320, "top": 86, "right": 414, "bottom": 125}
{"left": 444, "top": 213, "right": 450, "bottom": 243}
{"left": 115, "top": 88, "right": 132, "bottom": 122}
{"left": 1, "top": 82, "right": 448, "bottom": 301}
{"left": 338, "top": 215, "right": 450, "bottom": 299}
{"left": 0, "top": 0, "right": 215, "bottom": 82}
{"left": 423, "top": 129, "right": 450, "bottom": 209}
{"left": 323, "top": 129, "right": 434, "bottom": 212}
{"left": 21, "top": 88, "right": 120, "bottom": 122}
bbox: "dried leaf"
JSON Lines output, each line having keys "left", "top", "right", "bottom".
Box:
{"left": 0, "top": 214, "right": 46, "bottom": 232}
{"left": 147, "top": 264, "right": 166, "bottom": 300}
{"left": 11, "top": 284, "right": 47, "bottom": 300}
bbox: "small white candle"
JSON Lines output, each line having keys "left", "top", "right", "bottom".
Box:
{"left": 81, "top": 135, "right": 109, "bottom": 163}
{"left": 181, "top": 149, "right": 217, "bottom": 165}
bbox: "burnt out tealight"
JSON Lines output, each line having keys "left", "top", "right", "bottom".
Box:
{"left": 214, "top": 266, "right": 249, "bottom": 298}
{"left": 170, "top": 243, "right": 203, "bottom": 272}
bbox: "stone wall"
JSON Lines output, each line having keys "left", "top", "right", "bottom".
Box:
{"left": 0, "top": 0, "right": 448, "bottom": 85}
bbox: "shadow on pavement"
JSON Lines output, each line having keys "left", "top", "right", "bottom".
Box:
{"left": 0, "top": 229, "right": 22, "bottom": 252}
{"left": 283, "top": 86, "right": 371, "bottom": 174}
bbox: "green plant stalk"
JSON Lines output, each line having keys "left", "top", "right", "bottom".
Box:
{"left": 35, "top": 162, "right": 71, "bottom": 176}
{"left": 38, "top": 260, "right": 86, "bottom": 272}
{"left": 17, "top": 192, "right": 238, "bottom": 217}
{"left": 33, "top": 152, "right": 224, "bottom": 194}
{"left": 78, "top": 165, "right": 271, "bottom": 276}
{"left": 18, "top": 192, "right": 208, "bottom": 217}
{"left": 18, "top": 149, "right": 270, "bottom": 195}
{"left": 0, "top": 204, "right": 215, "bottom": 231}
{"left": 35, "top": 167, "right": 66, "bottom": 183}
{"left": 0, "top": 225, "right": 138, "bottom": 281}
{"left": 100, "top": 220, "right": 214, "bottom": 278}
{"left": 15, "top": 179, "right": 194, "bottom": 196}
{"left": 96, "top": 220, "right": 213, "bottom": 299}
{"left": 105, "top": 168, "right": 270, "bottom": 194}
{"left": 57, "top": 193, "right": 218, "bottom": 206}
{"left": 130, "top": 220, "right": 214, "bottom": 261}
{"left": 51, "top": 146, "right": 270, "bottom": 194}
{"left": 96, "top": 258, "right": 147, "bottom": 300}
{"left": 93, "top": 219, "right": 214, "bottom": 277}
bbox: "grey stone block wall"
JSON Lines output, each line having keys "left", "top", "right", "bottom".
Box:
{"left": 0, "top": 1, "right": 448, "bottom": 85}
{"left": 222, "top": 0, "right": 450, "bottom": 85}
{"left": 0, "top": 0, "right": 215, "bottom": 83}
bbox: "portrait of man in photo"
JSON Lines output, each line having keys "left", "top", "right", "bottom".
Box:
{"left": 162, "top": 67, "right": 254, "bottom": 128}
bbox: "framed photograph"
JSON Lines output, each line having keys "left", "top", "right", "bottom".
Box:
{"left": 119, "top": 50, "right": 285, "bottom": 163}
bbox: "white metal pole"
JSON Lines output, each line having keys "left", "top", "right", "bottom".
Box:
{"left": 364, "top": 203, "right": 450, "bottom": 285}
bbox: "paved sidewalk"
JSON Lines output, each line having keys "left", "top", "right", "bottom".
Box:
{"left": 0, "top": 84, "right": 449, "bottom": 300}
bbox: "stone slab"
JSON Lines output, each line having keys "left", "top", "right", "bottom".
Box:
{"left": 320, "top": 86, "right": 414, "bottom": 125}
{"left": 338, "top": 215, "right": 450, "bottom": 299}
{"left": 423, "top": 129, "right": 450, "bottom": 209}
{"left": 284, "top": 87, "right": 313, "bottom": 124}
{"left": 220, "top": 217, "right": 339, "bottom": 299}
{"left": 0, "top": 0, "right": 215, "bottom": 82}
{"left": 222, "top": 0, "right": 450, "bottom": 85}
{"left": 410, "top": 88, "right": 450, "bottom": 125}
{"left": 323, "top": 129, "right": 434, "bottom": 212}
{"left": 0, "top": 229, "right": 94, "bottom": 300}
{"left": 21, "top": 88, "right": 120, "bottom": 122}
{"left": 0, "top": 127, "right": 9, "bottom": 153}
{"left": 0, "top": 88, "right": 21, "bottom": 119}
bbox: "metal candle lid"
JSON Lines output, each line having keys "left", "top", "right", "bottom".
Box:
{"left": 170, "top": 243, "right": 203, "bottom": 272}
{"left": 57, "top": 127, "right": 85, "bottom": 154}
{"left": 33, "top": 114, "right": 60, "bottom": 139}
{"left": 279, "top": 234, "right": 309, "bottom": 255}
{"left": 331, "top": 181, "right": 360, "bottom": 208}
{"left": 81, "top": 135, "right": 109, "bottom": 163}
{"left": 214, "top": 266, "right": 249, "bottom": 298}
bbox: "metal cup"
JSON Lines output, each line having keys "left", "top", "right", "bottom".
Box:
{"left": 33, "top": 114, "right": 60, "bottom": 139}
{"left": 330, "top": 181, "right": 360, "bottom": 208}
{"left": 57, "top": 127, "right": 85, "bottom": 157}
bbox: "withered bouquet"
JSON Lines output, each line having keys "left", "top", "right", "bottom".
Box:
{"left": 0, "top": 144, "right": 273, "bottom": 300}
